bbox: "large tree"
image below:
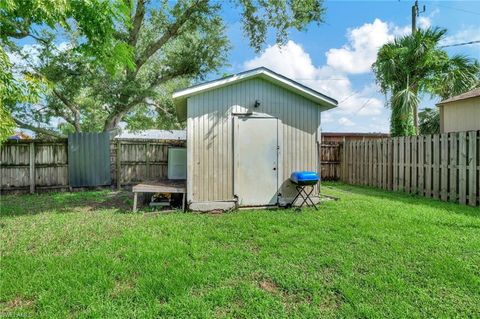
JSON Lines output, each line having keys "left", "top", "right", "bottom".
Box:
{"left": 373, "top": 28, "right": 479, "bottom": 137}
{"left": 5, "top": 0, "right": 326, "bottom": 136}
{"left": 1, "top": 0, "right": 131, "bottom": 138}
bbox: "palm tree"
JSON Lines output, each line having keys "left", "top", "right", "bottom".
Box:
{"left": 373, "top": 28, "right": 479, "bottom": 136}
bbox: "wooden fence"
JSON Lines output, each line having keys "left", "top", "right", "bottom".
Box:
{"left": 1, "top": 139, "right": 69, "bottom": 192}
{"left": 2, "top": 138, "right": 341, "bottom": 192}
{"left": 320, "top": 143, "right": 341, "bottom": 180}
{"left": 341, "top": 131, "right": 479, "bottom": 206}
{"left": 111, "top": 139, "right": 185, "bottom": 187}
{"left": 0, "top": 139, "right": 185, "bottom": 193}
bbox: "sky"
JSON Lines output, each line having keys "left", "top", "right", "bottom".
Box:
{"left": 9, "top": 0, "right": 480, "bottom": 135}
{"left": 217, "top": 0, "right": 480, "bottom": 133}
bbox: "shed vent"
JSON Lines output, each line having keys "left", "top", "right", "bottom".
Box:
{"left": 168, "top": 148, "right": 187, "bottom": 180}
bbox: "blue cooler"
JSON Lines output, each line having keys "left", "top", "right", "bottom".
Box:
{"left": 290, "top": 171, "right": 319, "bottom": 185}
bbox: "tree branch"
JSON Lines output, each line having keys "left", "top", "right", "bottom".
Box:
{"left": 14, "top": 118, "right": 65, "bottom": 138}
{"left": 129, "top": 0, "right": 146, "bottom": 47}
{"left": 103, "top": 71, "right": 182, "bottom": 131}
{"left": 125, "top": 72, "right": 181, "bottom": 110}
{"left": 52, "top": 89, "right": 82, "bottom": 132}
{"left": 145, "top": 100, "right": 176, "bottom": 119}
{"left": 134, "top": 0, "right": 207, "bottom": 73}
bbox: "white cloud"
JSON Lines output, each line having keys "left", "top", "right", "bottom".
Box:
{"left": 417, "top": 16, "right": 431, "bottom": 29}
{"left": 243, "top": 40, "right": 384, "bottom": 120}
{"left": 244, "top": 41, "right": 317, "bottom": 80}
{"left": 323, "top": 13, "right": 439, "bottom": 75}
{"left": 338, "top": 117, "right": 355, "bottom": 127}
{"left": 7, "top": 41, "right": 71, "bottom": 74}
{"left": 6, "top": 44, "right": 42, "bottom": 71}
{"left": 322, "top": 112, "right": 334, "bottom": 124}
{"left": 243, "top": 15, "right": 462, "bottom": 133}
{"left": 441, "top": 26, "right": 480, "bottom": 46}
{"left": 325, "top": 19, "right": 394, "bottom": 74}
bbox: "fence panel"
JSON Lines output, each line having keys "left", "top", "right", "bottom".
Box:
{"left": 320, "top": 143, "right": 341, "bottom": 180}
{"left": 1, "top": 138, "right": 185, "bottom": 193}
{"left": 343, "top": 131, "right": 479, "bottom": 206}
{"left": 1, "top": 140, "right": 69, "bottom": 192}
{"left": 111, "top": 139, "right": 185, "bottom": 187}
{"left": 3, "top": 138, "right": 343, "bottom": 191}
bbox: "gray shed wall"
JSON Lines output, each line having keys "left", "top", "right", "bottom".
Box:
{"left": 186, "top": 77, "right": 325, "bottom": 205}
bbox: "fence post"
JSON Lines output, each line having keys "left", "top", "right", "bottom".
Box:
{"left": 146, "top": 142, "right": 150, "bottom": 180}
{"left": 468, "top": 131, "right": 477, "bottom": 206}
{"left": 29, "top": 141, "right": 35, "bottom": 193}
{"left": 342, "top": 137, "right": 346, "bottom": 182}
{"left": 116, "top": 140, "right": 121, "bottom": 190}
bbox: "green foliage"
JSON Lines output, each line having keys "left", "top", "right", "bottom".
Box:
{"left": 0, "top": 104, "right": 15, "bottom": 143}
{"left": 1, "top": 183, "right": 479, "bottom": 317}
{"left": 1, "top": 0, "right": 133, "bottom": 137}
{"left": 4, "top": 0, "right": 326, "bottom": 136}
{"left": 419, "top": 108, "right": 440, "bottom": 135}
{"left": 238, "top": 0, "right": 325, "bottom": 51}
{"left": 373, "top": 27, "right": 479, "bottom": 137}
{"left": 0, "top": 0, "right": 132, "bottom": 71}
{"left": 0, "top": 48, "right": 20, "bottom": 143}
{"left": 389, "top": 86, "right": 418, "bottom": 136}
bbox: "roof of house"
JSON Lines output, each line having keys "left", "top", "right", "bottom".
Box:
{"left": 322, "top": 132, "right": 389, "bottom": 137}
{"left": 8, "top": 132, "right": 32, "bottom": 140}
{"left": 437, "top": 87, "right": 480, "bottom": 106}
{"left": 172, "top": 67, "right": 338, "bottom": 121}
{"left": 115, "top": 130, "right": 186, "bottom": 140}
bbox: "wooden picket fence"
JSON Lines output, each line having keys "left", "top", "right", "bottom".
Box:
{"left": 341, "top": 131, "right": 479, "bottom": 206}
{"left": 1, "top": 138, "right": 185, "bottom": 193}
{"left": 320, "top": 143, "right": 341, "bottom": 180}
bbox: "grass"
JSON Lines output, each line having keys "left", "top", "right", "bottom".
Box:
{"left": 1, "top": 183, "right": 479, "bottom": 318}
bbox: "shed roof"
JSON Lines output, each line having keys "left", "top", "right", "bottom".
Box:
{"left": 172, "top": 67, "right": 338, "bottom": 121}
{"left": 437, "top": 87, "right": 480, "bottom": 106}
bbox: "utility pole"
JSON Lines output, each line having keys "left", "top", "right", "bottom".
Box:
{"left": 411, "top": 0, "right": 426, "bottom": 34}
{"left": 411, "top": 1, "right": 425, "bottom": 135}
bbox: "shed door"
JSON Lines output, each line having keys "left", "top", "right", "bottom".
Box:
{"left": 235, "top": 117, "right": 278, "bottom": 206}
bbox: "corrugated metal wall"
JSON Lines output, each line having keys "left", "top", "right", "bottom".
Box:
{"left": 187, "top": 77, "right": 325, "bottom": 203}
{"left": 68, "top": 132, "right": 111, "bottom": 187}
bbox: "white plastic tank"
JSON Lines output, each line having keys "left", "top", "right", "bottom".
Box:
{"left": 167, "top": 148, "right": 187, "bottom": 180}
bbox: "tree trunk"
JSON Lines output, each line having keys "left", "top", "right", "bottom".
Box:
{"left": 103, "top": 112, "right": 124, "bottom": 132}
{"left": 412, "top": 85, "right": 419, "bottom": 135}
{"left": 390, "top": 90, "right": 416, "bottom": 137}
{"left": 413, "top": 106, "right": 419, "bottom": 135}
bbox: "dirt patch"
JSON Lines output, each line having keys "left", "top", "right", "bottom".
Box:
{"left": 86, "top": 192, "right": 133, "bottom": 212}
{"left": 319, "top": 288, "right": 345, "bottom": 310}
{"left": 259, "top": 279, "right": 281, "bottom": 295}
{"left": 1, "top": 296, "right": 35, "bottom": 311}
{"left": 110, "top": 279, "right": 135, "bottom": 297}
{"left": 320, "top": 265, "right": 338, "bottom": 284}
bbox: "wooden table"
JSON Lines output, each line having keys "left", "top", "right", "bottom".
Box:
{"left": 132, "top": 180, "right": 186, "bottom": 212}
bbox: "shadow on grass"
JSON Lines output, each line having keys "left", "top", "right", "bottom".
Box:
{"left": 1, "top": 191, "right": 136, "bottom": 217}
{"left": 323, "top": 182, "right": 480, "bottom": 219}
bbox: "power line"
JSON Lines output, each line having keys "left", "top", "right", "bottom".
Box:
{"left": 354, "top": 97, "right": 373, "bottom": 115}
{"left": 296, "top": 77, "right": 376, "bottom": 81}
{"left": 439, "top": 40, "right": 480, "bottom": 48}
{"left": 339, "top": 91, "right": 359, "bottom": 104}
{"left": 431, "top": 3, "right": 480, "bottom": 16}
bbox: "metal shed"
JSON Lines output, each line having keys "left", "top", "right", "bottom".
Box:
{"left": 173, "top": 67, "right": 337, "bottom": 211}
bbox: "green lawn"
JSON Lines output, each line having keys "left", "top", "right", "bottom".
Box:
{"left": 1, "top": 183, "right": 479, "bottom": 318}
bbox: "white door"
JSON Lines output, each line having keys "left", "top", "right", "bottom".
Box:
{"left": 235, "top": 117, "right": 278, "bottom": 206}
